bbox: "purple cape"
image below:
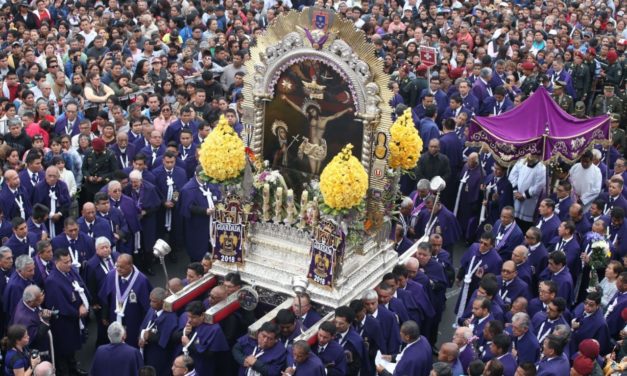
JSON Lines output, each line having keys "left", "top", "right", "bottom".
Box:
{"left": 89, "top": 343, "right": 143, "bottom": 376}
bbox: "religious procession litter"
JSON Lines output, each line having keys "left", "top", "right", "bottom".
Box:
{"left": 0, "top": 0, "right": 626, "bottom": 376}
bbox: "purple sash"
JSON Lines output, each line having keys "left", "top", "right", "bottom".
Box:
{"left": 494, "top": 223, "right": 516, "bottom": 252}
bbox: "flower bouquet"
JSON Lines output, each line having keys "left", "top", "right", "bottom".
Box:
{"left": 319, "top": 144, "right": 368, "bottom": 216}
{"left": 388, "top": 108, "right": 423, "bottom": 173}
{"left": 586, "top": 232, "right": 611, "bottom": 291}
{"left": 198, "top": 115, "right": 246, "bottom": 186}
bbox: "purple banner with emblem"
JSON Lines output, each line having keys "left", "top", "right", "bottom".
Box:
{"left": 212, "top": 222, "right": 244, "bottom": 264}
{"left": 467, "top": 87, "right": 610, "bottom": 166}
{"left": 307, "top": 220, "right": 345, "bottom": 288}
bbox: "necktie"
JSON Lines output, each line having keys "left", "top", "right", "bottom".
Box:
{"left": 45, "top": 262, "right": 52, "bottom": 274}
{"left": 114, "top": 200, "right": 120, "bottom": 208}
{"left": 22, "top": 238, "right": 27, "bottom": 245}
{"left": 167, "top": 170, "right": 172, "bottom": 178}
{"left": 31, "top": 172, "right": 37, "bottom": 185}
{"left": 106, "top": 257, "right": 114, "bottom": 270}
{"left": 88, "top": 223, "right": 93, "bottom": 236}
{"left": 70, "top": 239, "right": 76, "bottom": 249}
{"left": 183, "top": 123, "right": 189, "bottom": 129}
{"left": 318, "top": 345, "right": 325, "bottom": 354}
{"left": 496, "top": 102, "right": 501, "bottom": 114}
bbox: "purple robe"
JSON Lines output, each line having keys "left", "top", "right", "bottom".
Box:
{"left": 413, "top": 206, "right": 462, "bottom": 250}
{"left": 457, "top": 243, "right": 503, "bottom": 311}
{"left": 495, "top": 353, "right": 517, "bottom": 376}
{"left": 179, "top": 178, "right": 221, "bottom": 261}
{"left": 536, "top": 354, "right": 570, "bottom": 376}
{"left": 375, "top": 305, "right": 401, "bottom": 356}
{"left": 97, "top": 207, "right": 129, "bottom": 252}
{"left": 139, "top": 308, "right": 178, "bottom": 376}
{"left": 459, "top": 344, "right": 476, "bottom": 372}
{"left": 491, "top": 220, "right": 524, "bottom": 260}
{"left": 77, "top": 216, "right": 114, "bottom": 243}
{"left": 18, "top": 169, "right": 44, "bottom": 199}
{"left": 356, "top": 313, "right": 387, "bottom": 361}
{"left": 130, "top": 180, "right": 163, "bottom": 254}
{"left": 164, "top": 120, "right": 199, "bottom": 144}
{"left": 570, "top": 305, "right": 611, "bottom": 355}
{"left": 122, "top": 167, "right": 156, "bottom": 187}
{"left": 515, "top": 260, "right": 533, "bottom": 287}
{"left": 439, "top": 132, "right": 464, "bottom": 176}
{"left": 51, "top": 233, "right": 96, "bottom": 269}
{"left": 185, "top": 322, "right": 230, "bottom": 376}
{"left": 552, "top": 237, "right": 581, "bottom": 282}
{"left": 286, "top": 352, "right": 326, "bottom": 375}
{"left": 43, "top": 267, "right": 89, "bottom": 356}
{"left": 31, "top": 180, "right": 71, "bottom": 236}
{"left": 527, "top": 243, "right": 549, "bottom": 290}
{"left": 553, "top": 196, "right": 573, "bottom": 221}
{"left": 10, "top": 301, "right": 49, "bottom": 352}
{"left": 233, "top": 334, "right": 287, "bottom": 376}
{"left": 301, "top": 309, "right": 322, "bottom": 330}
{"left": 531, "top": 311, "right": 569, "bottom": 343}
{"left": 3, "top": 273, "right": 35, "bottom": 320}
{"left": 90, "top": 343, "right": 143, "bottom": 376}
{"left": 109, "top": 143, "right": 137, "bottom": 170}
{"left": 313, "top": 340, "right": 347, "bottom": 376}
{"left": 539, "top": 266, "right": 575, "bottom": 305}
{"left": 610, "top": 220, "right": 627, "bottom": 259}
{"left": 484, "top": 173, "right": 514, "bottom": 226}
{"left": 153, "top": 165, "right": 187, "bottom": 243}
{"left": 98, "top": 269, "right": 152, "bottom": 348}
{"left": 26, "top": 218, "right": 47, "bottom": 241}
{"left": 459, "top": 290, "right": 505, "bottom": 323}
{"left": 33, "top": 255, "right": 52, "bottom": 287}
{"left": 457, "top": 165, "right": 484, "bottom": 240}
{"left": 496, "top": 276, "right": 531, "bottom": 308}
{"left": 4, "top": 233, "right": 37, "bottom": 258}
{"left": 391, "top": 336, "right": 432, "bottom": 376}
{"left": 606, "top": 291, "right": 627, "bottom": 339}
{"left": 140, "top": 144, "right": 166, "bottom": 169}
{"left": 0, "top": 186, "right": 32, "bottom": 220}
{"left": 512, "top": 330, "right": 540, "bottom": 364}
{"left": 109, "top": 195, "right": 141, "bottom": 253}
{"left": 178, "top": 143, "right": 198, "bottom": 179}
{"left": 85, "top": 253, "right": 118, "bottom": 345}
{"left": 536, "top": 215, "right": 560, "bottom": 247}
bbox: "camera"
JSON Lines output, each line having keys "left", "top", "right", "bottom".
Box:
{"left": 50, "top": 309, "right": 60, "bottom": 318}
{"left": 30, "top": 350, "right": 49, "bottom": 359}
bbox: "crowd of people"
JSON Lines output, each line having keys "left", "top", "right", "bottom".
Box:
{"left": 0, "top": 0, "right": 623, "bottom": 375}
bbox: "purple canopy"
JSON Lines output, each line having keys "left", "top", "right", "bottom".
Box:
{"left": 467, "top": 87, "right": 610, "bottom": 166}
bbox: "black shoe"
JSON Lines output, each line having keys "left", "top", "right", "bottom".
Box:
{"left": 73, "top": 368, "right": 88, "bottom": 376}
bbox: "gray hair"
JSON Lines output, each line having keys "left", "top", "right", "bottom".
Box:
{"left": 552, "top": 324, "right": 571, "bottom": 341}
{"left": 432, "top": 362, "right": 453, "bottom": 376}
{"left": 95, "top": 236, "right": 111, "bottom": 248}
{"left": 512, "top": 312, "right": 531, "bottom": 330}
{"left": 0, "top": 247, "right": 12, "bottom": 259}
{"left": 480, "top": 67, "right": 492, "bottom": 79}
{"left": 107, "top": 321, "right": 126, "bottom": 344}
{"left": 362, "top": 290, "right": 378, "bottom": 301}
{"left": 33, "top": 361, "right": 54, "bottom": 376}
{"left": 129, "top": 170, "right": 143, "bottom": 181}
{"left": 7, "top": 118, "right": 22, "bottom": 128}
{"left": 591, "top": 148, "right": 602, "bottom": 160}
{"left": 15, "top": 255, "right": 34, "bottom": 271}
{"left": 292, "top": 340, "right": 311, "bottom": 354}
{"left": 150, "top": 287, "right": 167, "bottom": 301}
{"left": 23, "top": 285, "right": 41, "bottom": 304}
{"left": 400, "top": 197, "right": 414, "bottom": 209}
{"left": 416, "top": 179, "right": 430, "bottom": 190}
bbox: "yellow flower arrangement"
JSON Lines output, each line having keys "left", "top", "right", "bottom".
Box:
{"left": 319, "top": 144, "right": 368, "bottom": 211}
{"left": 198, "top": 115, "right": 246, "bottom": 183}
{"left": 388, "top": 108, "right": 422, "bottom": 170}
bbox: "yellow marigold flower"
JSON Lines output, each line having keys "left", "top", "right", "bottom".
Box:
{"left": 388, "top": 108, "right": 422, "bottom": 170}
{"left": 198, "top": 115, "right": 246, "bottom": 182}
{"left": 320, "top": 144, "right": 368, "bottom": 210}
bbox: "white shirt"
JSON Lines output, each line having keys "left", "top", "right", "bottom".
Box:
{"left": 569, "top": 163, "right": 602, "bottom": 207}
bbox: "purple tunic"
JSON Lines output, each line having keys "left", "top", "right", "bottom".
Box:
{"left": 285, "top": 351, "right": 326, "bottom": 375}
{"left": 536, "top": 354, "right": 570, "bottom": 376}
{"left": 184, "top": 322, "right": 230, "bottom": 376}
{"left": 109, "top": 194, "right": 141, "bottom": 253}
{"left": 457, "top": 164, "right": 484, "bottom": 240}
{"left": 31, "top": 181, "right": 71, "bottom": 236}
{"left": 90, "top": 343, "right": 143, "bottom": 376}
{"left": 139, "top": 308, "right": 178, "bottom": 376}
{"left": 3, "top": 273, "right": 35, "bottom": 320}
{"left": 536, "top": 215, "right": 560, "bottom": 247}
{"left": 43, "top": 268, "right": 88, "bottom": 355}
{"left": 233, "top": 335, "right": 287, "bottom": 376}
{"left": 392, "top": 336, "right": 432, "bottom": 376}
{"left": 10, "top": 301, "right": 49, "bottom": 352}
{"left": 0, "top": 186, "right": 32, "bottom": 220}
{"left": 312, "top": 340, "right": 347, "bottom": 376}
{"left": 98, "top": 269, "right": 152, "bottom": 348}
{"left": 179, "top": 178, "right": 222, "bottom": 261}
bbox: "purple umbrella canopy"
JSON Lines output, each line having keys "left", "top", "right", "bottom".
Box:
{"left": 467, "top": 86, "right": 610, "bottom": 166}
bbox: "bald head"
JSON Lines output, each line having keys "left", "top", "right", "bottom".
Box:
{"left": 468, "top": 153, "right": 479, "bottom": 168}
{"left": 438, "top": 342, "right": 459, "bottom": 363}
{"left": 168, "top": 278, "right": 183, "bottom": 294}
{"left": 4, "top": 169, "right": 19, "bottom": 189}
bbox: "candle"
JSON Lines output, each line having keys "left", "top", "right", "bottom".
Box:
{"left": 276, "top": 187, "right": 283, "bottom": 200}
{"left": 301, "top": 190, "right": 308, "bottom": 206}
{"left": 286, "top": 189, "right": 293, "bottom": 204}
{"left": 263, "top": 184, "right": 270, "bottom": 199}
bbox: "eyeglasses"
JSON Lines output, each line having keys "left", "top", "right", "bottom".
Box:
{"left": 162, "top": 108, "right": 171, "bottom": 112}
